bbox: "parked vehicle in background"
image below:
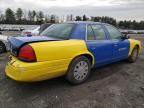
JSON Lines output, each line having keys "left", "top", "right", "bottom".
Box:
{"left": 3, "top": 27, "right": 9, "bottom": 31}
{"left": 21, "top": 23, "right": 52, "bottom": 37}
{"left": 0, "top": 24, "right": 33, "bottom": 31}
{"left": 11, "top": 27, "right": 21, "bottom": 31}
{"left": 6, "top": 21, "right": 141, "bottom": 84}
{"left": 19, "top": 27, "right": 25, "bottom": 31}
{"left": 128, "top": 30, "right": 137, "bottom": 34}
{"left": 137, "top": 30, "right": 144, "bottom": 34}
{"left": 0, "top": 34, "right": 9, "bottom": 53}
{"left": 21, "top": 26, "right": 40, "bottom": 36}
{"left": 120, "top": 30, "right": 128, "bottom": 34}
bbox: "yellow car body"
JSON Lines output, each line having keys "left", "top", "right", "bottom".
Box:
{"left": 128, "top": 39, "right": 142, "bottom": 56}
{"left": 6, "top": 40, "right": 94, "bottom": 81}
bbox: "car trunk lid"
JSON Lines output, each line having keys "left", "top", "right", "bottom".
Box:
{"left": 8, "top": 36, "right": 62, "bottom": 56}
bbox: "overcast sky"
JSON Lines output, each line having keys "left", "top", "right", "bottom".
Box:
{"left": 0, "top": 0, "right": 144, "bottom": 21}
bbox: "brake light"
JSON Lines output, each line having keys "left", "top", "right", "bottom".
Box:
{"left": 18, "top": 45, "right": 36, "bottom": 62}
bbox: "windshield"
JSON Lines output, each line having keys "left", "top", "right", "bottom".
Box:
{"left": 40, "top": 23, "right": 75, "bottom": 39}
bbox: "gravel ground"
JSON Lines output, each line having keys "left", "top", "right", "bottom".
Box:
{"left": 0, "top": 32, "right": 144, "bottom": 108}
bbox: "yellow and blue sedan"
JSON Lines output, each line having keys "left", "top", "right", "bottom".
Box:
{"left": 5, "top": 21, "right": 141, "bottom": 84}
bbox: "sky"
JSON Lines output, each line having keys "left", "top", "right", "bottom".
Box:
{"left": 0, "top": 0, "right": 144, "bottom": 21}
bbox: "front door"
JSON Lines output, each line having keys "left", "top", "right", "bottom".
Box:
{"left": 104, "top": 24, "right": 130, "bottom": 61}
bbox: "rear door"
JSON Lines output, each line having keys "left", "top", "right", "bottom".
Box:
{"left": 104, "top": 24, "right": 130, "bottom": 60}
{"left": 86, "top": 24, "right": 113, "bottom": 66}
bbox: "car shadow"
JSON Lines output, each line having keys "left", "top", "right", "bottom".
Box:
{"left": 88, "top": 60, "right": 128, "bottom": 82}
{"left": 5, "top": 60, "right": 129, "bottom": 100}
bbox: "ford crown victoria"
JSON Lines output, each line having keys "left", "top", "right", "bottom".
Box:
{"left": 5, "top": 21, "right": 141, "bottom": 84}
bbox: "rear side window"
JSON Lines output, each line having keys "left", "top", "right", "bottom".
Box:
{"left": 87, "top": 24, "right": 106, "bottom": 40}
{"left": 105, "top": 25, "right": 122, "bottom": 39}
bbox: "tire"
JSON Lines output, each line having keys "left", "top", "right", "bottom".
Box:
{"left": 127, "top": 46, "right": 139, "bottom": 63}
{"left": 66, "top": 56, "right": 91, "bottom": 85}
{"left": 0, "top": 41, "right": 6, "bottom": 54}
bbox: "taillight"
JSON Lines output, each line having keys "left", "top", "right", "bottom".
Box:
{"left": 18, "top": 45, "right": 36, "bottom": 62}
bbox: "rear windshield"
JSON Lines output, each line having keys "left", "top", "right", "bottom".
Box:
{"left": 40, "top": 23, "right": 75, "bottom": 39}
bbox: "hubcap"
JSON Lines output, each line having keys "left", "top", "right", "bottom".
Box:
{"left": 74, "top": 61, "right": 89, "bottom": 81}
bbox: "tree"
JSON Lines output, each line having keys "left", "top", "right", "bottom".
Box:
{"left": 82, "top": 15, "right": 87, "bottom": 21}
{"left": 0, "top": 10, "right": 3, "bottom": 22}
{"left": 36, "top": 11, "right": 44, "bottom": 24}
{"left": 70, "top": 14, "right": 73, "bottom": 21}
{"left": 50, "top": 15, "right": 56, "bottom": 23}
{"left": 93, "top": 17, "right": 101, "bottom": 22}
{"left": 5, "top": 8, "right": 15, "bottom": 24}
{"left": 28, "top": 10, "right": 33, "bottom": 21}
{"left": 75, "top": 16, "right": 82, "bottom": 21}
{"left": 37, "top": 11, "right": 44, "bottom": 21}
{"left": 16, "top": 8, "right": 23, "bottom": 23}
{"left": 45, "top": 15, "right": 51, "bottom": 23}
{"left": 32, "top": 10, "right": 36, "bottom": 21}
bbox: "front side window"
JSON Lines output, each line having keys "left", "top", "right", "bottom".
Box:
{"left": 40, "top": 23, "right": 75, "bottom": 39}
{"left": 91, "top": 25, "right": 106, "bottom": 40}
{"left": 105, "top": 25, "right": 122, "bottom": 39}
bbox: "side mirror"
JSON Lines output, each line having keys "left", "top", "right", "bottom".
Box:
{"left": 121, "top": 34, "right": 130, "bottom": 39}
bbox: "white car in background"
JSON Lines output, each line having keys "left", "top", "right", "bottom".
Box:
{"left": 0, "top": 32, "right": 9, "bottom": 53}
{"left": 21, "top": 26, "right": 40, "bottom": 36}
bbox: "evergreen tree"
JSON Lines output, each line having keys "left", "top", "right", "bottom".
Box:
{"left": 32, "top": 10, "right": 36, "bottom": 21}
{"left": 28, "top": 10, "right": 33, "bottom": 21}
{"left": 36, "top": 11, "right": 44, "bottom": 24}
{"left": 5, "top": 8, "right": 15, "bottom": 24}
{"left": 16, "top": 8, "right": 23, "bottom": 23}
{"left": 75, "top": 16, "right": 82, "bottom": 21}
{"left": 82, "top": 15, "right": 87, "bottom": 21}
{"left": 38, "top": 11, "right": 44, "bottom": 20}
{"left": 50, "top": 15, "right": 56, "bottom": 23}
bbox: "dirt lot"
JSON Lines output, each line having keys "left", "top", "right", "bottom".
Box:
{"left": 0, "top": 32, "right": 144, "bottom": 108}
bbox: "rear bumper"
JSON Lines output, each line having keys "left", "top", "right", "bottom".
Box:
{"left": 5, "top": 57, "right": 69, "bottom": 82}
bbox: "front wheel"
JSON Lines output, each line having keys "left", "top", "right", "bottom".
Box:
{"left": 66, "top": 56, "right": 91, "bottom": 85}
{"left": 127, "top": 46, "right": 139, "bottom": 63}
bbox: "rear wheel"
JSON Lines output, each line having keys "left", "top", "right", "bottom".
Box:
{"left": 0, "top": 41, "right": 6, "bottom": 54}
{"left": 66, "top": 56, "right": 91, "bottom": 84}
{"left": 127, "top": 46, "right": 139, "bottom": 63}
